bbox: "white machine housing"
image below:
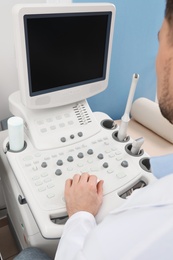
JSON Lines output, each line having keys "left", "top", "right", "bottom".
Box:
{"left": 3, "top": 108, "right": 157, "bottom": 239}
{"left": 0, "top": 3, "right": 157, "bottom": 258}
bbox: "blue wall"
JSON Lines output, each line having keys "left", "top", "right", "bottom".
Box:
{"left": 74, "top": 0, "right": 165, "bottom": 119}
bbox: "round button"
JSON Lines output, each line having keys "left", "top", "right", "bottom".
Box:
{"left": 87, "top": 149, "right": 93, "bottom": 155}
{"left": 41, "top": 162, "right": 47, "bottom": 168}
{"left": 98, "top": 153, "right": 104, "bottom": 160}
{"left": 78, "top": 152, "right": 84, "bottom": 159}
{"left": 78, "top": 132, "right": 83, "bottom": 137}
{"left": 61, "top": 137, "right": 66, "bottom": 143}
{"left": 55, "top": 169, "right": 62, "bottom": 176}
{"left": 121, "top": 160, "right": 129, "bottom": 168}
{"left": 57, "top": 160, "right": 63, "bottom": 166}
{"left": 70, "top": 134, "right": 75, "bottom": 139}
{"left": 67, "top": 156, "right": 74, "bottom": 162}
{"left": 103, "top": 162, "right": 109, "bottom": 168}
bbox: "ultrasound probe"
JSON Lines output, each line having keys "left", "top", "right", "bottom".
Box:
{"left": 131, "top": 137, "right": 144, "bottom": 155}
{"left": 117, "top": 73, "right": 139, "bottom": 141}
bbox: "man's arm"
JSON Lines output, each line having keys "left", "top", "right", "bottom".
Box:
{"left": 55, "top": 173, "right": 104, "bottom": 260}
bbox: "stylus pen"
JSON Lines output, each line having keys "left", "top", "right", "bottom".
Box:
{"left": 131, "top": 137, "right": 144, "bottom": 155}
{"left": 117, "top": 73, "right": 139, "bottom": 141}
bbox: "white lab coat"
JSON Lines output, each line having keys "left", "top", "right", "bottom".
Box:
{"left": 55, "top": 153, "right": 173, "bottom": 260}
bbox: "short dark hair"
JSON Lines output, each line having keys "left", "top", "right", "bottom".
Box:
{"left": 165, "top": 0, "right": 173, "bottom": 46}
{"left": 165, "top": 0, "right": 173, "bottom": 25}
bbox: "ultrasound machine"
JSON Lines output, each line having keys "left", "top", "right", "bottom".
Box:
{"left": 0, "top": 3, "right": 156, "bottom": 258}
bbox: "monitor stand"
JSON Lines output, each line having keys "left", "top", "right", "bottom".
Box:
{"left": 8, "top": 91, "right": 101, "bottom": 150}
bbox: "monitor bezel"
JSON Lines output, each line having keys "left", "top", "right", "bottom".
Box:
{"left": 12, "top": 3, "right": 115, "bottom": 109}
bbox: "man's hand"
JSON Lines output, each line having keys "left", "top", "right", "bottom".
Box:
{"left": 65, "top": 173, "right": 104, "bottom": 217}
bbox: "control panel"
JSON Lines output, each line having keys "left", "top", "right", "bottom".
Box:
{"left": 3, "top": 112, "right": 156, "bottom": 239}
{"left": 9, "top": 91, "right": 101, "bottom": 150}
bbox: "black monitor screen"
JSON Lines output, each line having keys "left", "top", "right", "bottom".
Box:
{"left": 24, "top": 12, "right": 112, "bottom": 96}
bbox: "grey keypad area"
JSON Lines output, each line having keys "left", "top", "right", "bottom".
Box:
{"left": 18, "top": 133, "right": 141, "bottom": 212}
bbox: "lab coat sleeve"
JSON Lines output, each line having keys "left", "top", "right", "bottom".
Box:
{"left": 55, "top": 211, "right": 97, "bottom": 260}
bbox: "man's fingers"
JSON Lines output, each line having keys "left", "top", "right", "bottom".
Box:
{"left": 97, "top": 180, "right": 104, "bottom": 197}
{"left": 65, "top": 174, "right": 104, "bottom": 194}
{"left": 72, "top": 174, "right": 81, "bottom": 184}
{"left": 80, "top": 172, "right": 90, "bottom": 183}
{"left": 88, "top": 174, "right": 98, "bottom": 186}
{"left": 65, "top": 178, "right": 73, "bottom": 189}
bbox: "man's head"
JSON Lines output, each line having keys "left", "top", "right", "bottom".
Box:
{"left": 156, "top": 0, "right": 173, "bottom": 123}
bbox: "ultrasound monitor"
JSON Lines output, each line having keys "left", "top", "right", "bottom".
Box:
{"left": 12, "top": 3, "right": 115, "bottom": 109}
